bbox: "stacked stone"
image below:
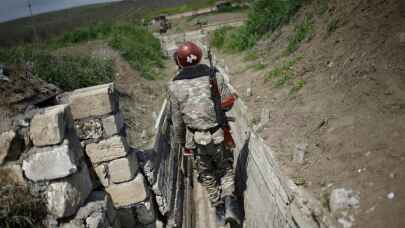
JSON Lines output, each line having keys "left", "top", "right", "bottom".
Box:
{"left": 61, "top": 83, "right": 158, "bottom": 228}
{"left": 22, "top": 104, "right": 95, "bottom": 221}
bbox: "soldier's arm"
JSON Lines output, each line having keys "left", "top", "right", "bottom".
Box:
{"left": 217, "top": 72, "right": 238, "bottom": 111}
{"left": 169, "top": 93, "right": 186, "bottom": 144}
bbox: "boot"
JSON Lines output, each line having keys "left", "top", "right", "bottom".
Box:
{"left": 215, "top": 203, "right": 226, "bottom": 225}
{"left": 224, "top": 196, "right": 241, "bottom": 225}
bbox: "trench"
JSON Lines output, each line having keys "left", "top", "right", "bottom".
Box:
{"left": 145, "top": 30, "right": 338, "bottom": 228}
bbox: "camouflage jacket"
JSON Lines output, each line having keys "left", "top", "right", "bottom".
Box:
{"left": 167, "top": 64, "right": 235, "bottom": 147}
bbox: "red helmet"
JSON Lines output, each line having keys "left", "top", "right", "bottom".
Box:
{"left": 174, "top": 41, "right": 202, "bottom": 67}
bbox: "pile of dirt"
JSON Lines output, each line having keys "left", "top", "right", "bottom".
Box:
{"left": 0, "top": 65, "right": 61, "bottom": 133}
{"left": 217, "top": 0, "right": 405, "bottom": 227}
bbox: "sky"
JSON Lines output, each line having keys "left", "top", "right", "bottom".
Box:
{"left": 0, "top": 0, "right": 120, "bottom": 22}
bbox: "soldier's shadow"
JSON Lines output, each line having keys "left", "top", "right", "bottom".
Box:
{"left": 234, "top": 135, "right": 251, "bottom": 228}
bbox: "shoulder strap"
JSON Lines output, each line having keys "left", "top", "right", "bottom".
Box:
{"left": 173, "top": 64, "right": 218, "bottom": 81}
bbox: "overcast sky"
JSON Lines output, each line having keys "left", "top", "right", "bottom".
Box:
{"left": 0, "top": 0, "right": 120, "bottom": 22}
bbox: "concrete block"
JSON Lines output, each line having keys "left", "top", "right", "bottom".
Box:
{"left": 329, "top": 188, "right": 360, "bottom": 212}
{"left": 102, "top": 112, "right": 124, "bottom": 137}
{"left": 30, "top": 104, "right": 68, "bottom": 146}
{"left": 75, "top": 118, "right": 103, "bottom": 140}
{"left": 86, "top": 136, "right": 128, "bottom": 164}
{"left": 23, "top": 138, "right": 81, "bottom": 181}
{"left": 135, "top": 197, "right": 156, "bottom": 225}
{"left": 0, "top": 130, "right": 15, "bottom": 165}
{"left": 106, "top": 173, "right": 148, "bottom": 208}
{"left": 117, "top": 208, "right": 136, "bottom": 228}
{"left": 108, "top": 151, "right": 139, "bottom": 184}
{"left": 68, "top": 83, "right": 117, "bottom": 120}
{"left": 94, "top": 164, "right": 110, "bottom": 187}
{"left": 47, "top": 163, "right": 93, "bottom": 218}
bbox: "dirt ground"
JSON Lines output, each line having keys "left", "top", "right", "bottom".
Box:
{"left": 215, "top": 0, "right": 405, "bottom": 227}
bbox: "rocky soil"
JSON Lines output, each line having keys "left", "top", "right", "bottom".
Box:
{"left": 216, "top": 0, "right": 405, "bottom": 227}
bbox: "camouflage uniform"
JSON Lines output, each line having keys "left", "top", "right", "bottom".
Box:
{"left": 168, "top": 64, "right": 235, "bottom": 206}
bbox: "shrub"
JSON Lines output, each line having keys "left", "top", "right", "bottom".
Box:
{"left": 286, "top": 15, "right": 314, "bottom": 54}
{"left": 210, "top": 26, "right": 234, "bottom": 49}
{"left": 213, "top": 0, "right": 303, "bottom": 52}
{"left": 33, "top": 52, "right": 115, "bottom": 91}
{"left": 0, "top": 171, "right": 47, "bottom": 228}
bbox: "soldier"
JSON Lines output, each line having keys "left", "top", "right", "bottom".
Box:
{"left": 167, "top": 41, "right": 241, "bottom": 225}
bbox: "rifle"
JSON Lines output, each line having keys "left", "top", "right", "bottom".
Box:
{"left": 207, "top": 47, "right": 236, "bottom": 149}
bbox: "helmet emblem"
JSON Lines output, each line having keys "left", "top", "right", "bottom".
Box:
{"left": 186, "top": 54, "right": 197, "bottom": 63}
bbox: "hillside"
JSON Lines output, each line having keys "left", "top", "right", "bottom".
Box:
{"left": 213, "top": 0, "right": 405, "bottom": 227}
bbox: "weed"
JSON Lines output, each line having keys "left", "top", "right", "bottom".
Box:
{"left": 243, "top": 51, "right": 259, "bottom": 62}
{"left": 254, "top": 63, "right": 266, "bottom": 71}
{"left": 320, "top": 191, "right": 331, "bottom": 210}
{"left": 266, "top": 56, "right": 303, "bottom": 87}
{"left": 0, "top": 170, "right": 47, "bottom": 228}
{"left": 327, "top": 17, "right": 338, "bottom": 35}
{"left": 290, "top": 79, "right": 306, "bottom": 94}
{"left": 210, "top": 26, "right": 234, "bottom": 49}
{"left": 286, "top": 15, "right": 315, "bottom": 54}
{"left": 315, "top": 0, "right": 329, "bottom": 15}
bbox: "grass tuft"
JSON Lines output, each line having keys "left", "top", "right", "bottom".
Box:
{"left": 286, "top": 15, "right": 315, "bottom": 54}
{"left": 327, "top": 17, "right": 338, "bottom": 35}
{"left": 0, "top": 170, "right": 47, "bottom": 228}
{"left": 266, "top": 55, "right": 303, "bottom": 87}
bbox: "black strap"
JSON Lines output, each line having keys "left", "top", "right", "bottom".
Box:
{"left": 187, "top": 125, "right": 221, "bottom": 134}
{"left": 173, "top": 64, "right": 218, "bottom": 81}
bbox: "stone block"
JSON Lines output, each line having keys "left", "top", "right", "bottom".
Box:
{"left": 102, "top": 112, "right": 124, "bottom": 137}
{"left": 135, "top": 197, "right": 156, "bottom": 225}
{"left": 75, "top": 191, "right": 117, "bottom": 224}
{"left": 106, "top": 173, "right": 148, "bottom": 208}
{"left": 60, "top": 220, "right": 85, "bottom": 228}
{"left": 67, "top": 84, "right": 117, "bottom": 120}
{"left": 30, "top": 104, "right": 68, "bottom": 146}
{"left": 329, "top": 188, "right": 360, "bottom": 212}
{"left": 86, "top": 212, "right": 109, "bottom": 228}
{"left": 108, "top": 151, "right": 139, "bottom": 184}
{"left": 0, "top": 130, "right": 15, "bottom": 165}
{"left": 94, "top": 164, "right": 110, "bottom": 187}
{"left": 117, "top": 208, "right": 136, "bottom": 228}
{"left": 86, "top": 136, "right": 128, "bottom": 164}
{"left": 22, "top": 138, "right": 82, "bottom": 181}
{"left": 75, "top": 118, "right": 103, "bottom": 140}
{"left": 47, "top": 163, "right": 93, "bottom": 218}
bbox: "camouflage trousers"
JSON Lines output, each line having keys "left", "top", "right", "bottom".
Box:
{"left": 195, "top": 142, "right": 235, "bottom": 206}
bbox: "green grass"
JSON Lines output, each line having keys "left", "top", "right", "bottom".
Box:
{"left": 266, "top": 55, "right": 303, "bottom": 87}
{"left": 0, "top": 22, "right": 164, "bottom": 89}
{"left": 212, "top": 0, "right": 303, "bottom": 52}
{"left": 286, "top": 15, "right": 315, "bottom": 54}
{"left": 254, "top": 63, "right": 266, "bottom": 71}
{"left": 290, "top": 79, "right": 306, "bottom": 94}
{"left": 243, "top": 51, "right": 259, "bottom": 61}
{"left": 210, "top": 26, "right": 234, "bottom": 49}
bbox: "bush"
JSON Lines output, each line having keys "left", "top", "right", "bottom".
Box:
{"left": 0, "top": 171, "right": 47, "bottom": 228}
{"left": 213, "top": 0, "right": 303, "bottom": 51}
{"left": 210, "top": 26, "right": 233, "bottom": 49}
{"left": 33, "top": 52, "right": 115, "bottom": 91}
